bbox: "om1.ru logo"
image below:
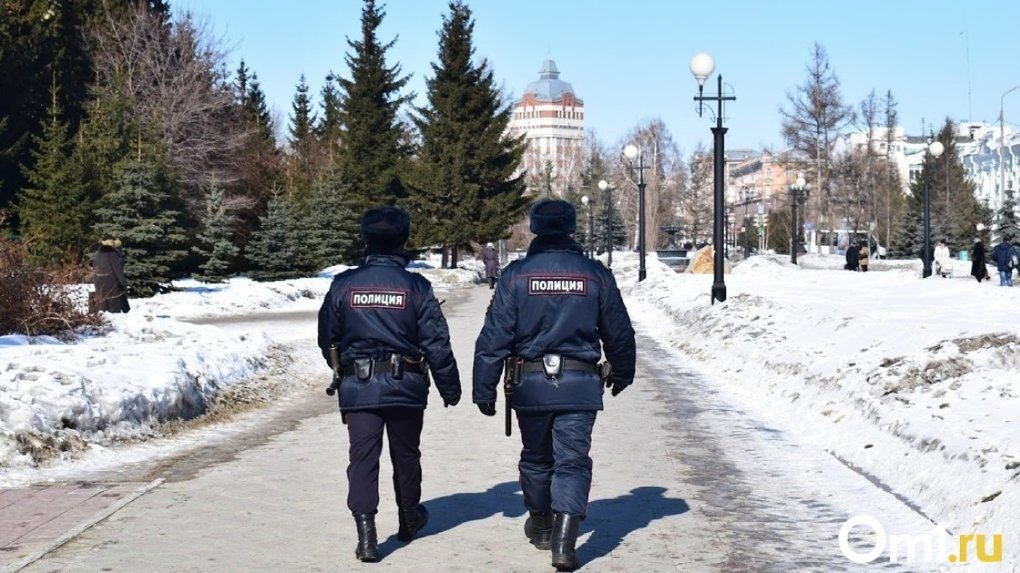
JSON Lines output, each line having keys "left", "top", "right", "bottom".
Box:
{"left": 839, "top": 515, "right": 1002, "bottom": 564}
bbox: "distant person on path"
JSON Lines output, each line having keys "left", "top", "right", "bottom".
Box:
{"left": 934, "top": 239, "right": 952, "bottom": 278}
{"left": 93, "top": 236, "right": 129, "bottom": 313}
{"left": 970, "top": 237, "right": 990, "bottom": 282}
{"left": 991, "top": 235, "right": 1019, "bottom": 287}
{"left": 482, "top": 241, "right": 499, "bottom": 289}
{"left": 857, "top": 240, "right": 870, "bottom": 272}
{"left": 473, "top": 200, "right": 636, "bottom": 572}
{"left": 317, "top": 206, "right": 462, "bottom": 563}
{"left": 844, "top": 242, "right": 859, "bottom": 271}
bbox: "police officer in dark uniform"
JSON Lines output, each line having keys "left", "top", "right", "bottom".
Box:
{"left": 317, "top": 206, "right": 461, "bottom": 563}
{"left": 473, "top": 199, "right": 636, "bottom": 571}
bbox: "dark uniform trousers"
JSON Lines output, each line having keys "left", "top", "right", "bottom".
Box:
{"left": 345, "top": 407, "right": 425, "bottom": 515}
{"left": 517, "top": 410, "right": 597, "bottom": 518}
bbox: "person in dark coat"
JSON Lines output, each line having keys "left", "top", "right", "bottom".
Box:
{"left": 317, "top": 206, "right": 462, "bottom": 562}
{"left": 93, "top": 237, "right": 129, "bottom": 313}
{"left": 991, "top": 235, "right": 1018, "bottom": 287}
{"left": 844, "top": 242, "right": 860, "bottom": 271}
{"left": 482, "top": 242, "right": 499, "bottom": 289}
{"left": 970, "top": 237, "right": 990, "bottom": 282}
{"left": 473, "top": 199, "right": 636, "bottom": 571}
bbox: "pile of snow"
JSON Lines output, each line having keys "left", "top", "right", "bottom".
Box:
{"left": 613, "top": 251, "right": 1019, "bottom": 564}
{"left": 0, "top": 265, "right": 476, "bottom": 477}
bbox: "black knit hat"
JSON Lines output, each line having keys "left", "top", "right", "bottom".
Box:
{"left": 529, "top": 200, "right": 576, "bottom": 236}
{"left": 360, "top": 206, "right": 410, "bottom": 251}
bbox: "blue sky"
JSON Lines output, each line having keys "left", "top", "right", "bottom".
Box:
{"left": 173, "top": 0, "right": 1020, "bottom": 156}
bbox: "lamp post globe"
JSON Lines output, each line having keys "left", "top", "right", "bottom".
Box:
{"left": 598, "top": 180, "right": 613, "bottom": 268}
{"left": 689, "top": 53, "right": 715, "bottom": 86}
{"left": 624, "top": 144, "right": 639, "bottom": 160}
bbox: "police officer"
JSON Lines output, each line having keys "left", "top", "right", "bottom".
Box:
{"left": 473, "top": 199, "right": 636, "bottom": 571}
{"left": 317, "top": 206, "right": 461, "bottom": 563}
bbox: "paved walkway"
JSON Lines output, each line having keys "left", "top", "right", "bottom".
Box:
{"left": 3, "top": 285, "right": 938, "bottom": 572}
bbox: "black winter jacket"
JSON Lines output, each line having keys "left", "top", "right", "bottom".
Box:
{"left": 473, "top": 236, "right": 636, "bottom": 412}
{"left": 317, "top": 254, "right": 461, "bottom": 411}
{"left": 93, "top": 245, "right": 127, "bottom": 312}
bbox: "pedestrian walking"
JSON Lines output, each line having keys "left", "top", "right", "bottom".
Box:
{"left": 991, "top": 235, "right": 1019, "bottom": 287}
{"left": 473, "top": 199, "right": 636, "bottom": 572}
{"left": 857, "top": 240, "right": 870, "bottom": 272}
{"left": 844, "top": 241, "right": 860, "bottom": 271}
{"left": 92, "top": 236, "right": 129, "bottom": 313}
{"left": 482, "top": 242, "right": 499, "bottom": 289}
{"left": 970, "top": 237, "right": 990, "bottom": 282}
{"left": 934, "top": 239, "right": 952, "bottom": 278}
{"left": 317, "top": 206, "right": 462, "bottom": 563}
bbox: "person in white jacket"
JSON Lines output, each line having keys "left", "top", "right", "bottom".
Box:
{"left": 934, "top": 239, "right": 952, "bottom": 277}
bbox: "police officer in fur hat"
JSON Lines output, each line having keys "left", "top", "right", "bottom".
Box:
{"left": 473, "top": 199, "right": 636, "bottom": 571}
{"left": 317, "top": 206, "right": 462, "bottom": 563}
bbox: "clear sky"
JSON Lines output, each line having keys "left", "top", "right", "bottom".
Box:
{"left": 173, "top": 0, "right": 1020, "bottom": 156}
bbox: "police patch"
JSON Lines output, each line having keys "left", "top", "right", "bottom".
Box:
{"left": 527, "top": 276, "right": 587, "bottom": 296}
{"left": 349, "top": 290, "right": 407, "bottom": 309}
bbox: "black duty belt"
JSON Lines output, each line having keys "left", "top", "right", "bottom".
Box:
{"left": 520, "top": 358, "right": 598, "bottom": 375}
{"left": 342, "top": 357, "right": 426, "bottom": 377}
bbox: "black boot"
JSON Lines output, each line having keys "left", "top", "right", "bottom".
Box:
{"left": 524, "top": 511, "right": 553, "bottom": 550}
{"left": 397, "top": 504, "right": 429, "bottom": 542}
{"left": 354, "top": 513, "right": 379, "bottom": 563}
{"left": 550, "top": 513, "right": 581, "bottom": 571}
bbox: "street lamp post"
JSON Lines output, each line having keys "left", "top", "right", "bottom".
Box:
{"left": 598, "top": 179, "right": 613, "bottom": 268}
{"left": 999, "top": 85, "right": 1020, "bottom": 209}
{"left": 690, "top": 52, "right": 735, "bottom": 304}
{"left": 789, "top": 174, "right": 809, "bottom": 264}
{"left": 922, "top": 140, "right": 945, "bottom": 278}
{"left": 581, "top": 195, "right": 594, "bottom": 258}
{"left": 624, "top": 144, "right": 649, "bottom": 281}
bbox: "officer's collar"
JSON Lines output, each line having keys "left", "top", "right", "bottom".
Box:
{"left": 526, "top": 235, "right": 583, "bottom": 256}
{"left": 363, "top": 252, "right": 411, "bottom": 267}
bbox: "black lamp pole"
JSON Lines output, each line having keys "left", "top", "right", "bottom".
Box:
{"left": 921, "top": 140, "right": 944, "bottom": 278}
{"left": 588, "top": 204, "right": 595, "bottom": 259}
{"left": 693, "top": 70, "right": 735, "bottom": 304}
{"left": 625, "top": 146, "right": 649, "bottom": 281}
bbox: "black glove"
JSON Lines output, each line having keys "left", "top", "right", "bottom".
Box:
{"left": 477, "top": 402, "right": 496, "bottom": 416}
{"left": 609, "top": 378, "right": 629, "bottom": 397}
{"left": 444, "top": 396, "right": 460, "bottom": 408}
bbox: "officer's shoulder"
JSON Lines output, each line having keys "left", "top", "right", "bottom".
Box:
{"left": 328, "top": 266, "right": 360, "bottom": 285}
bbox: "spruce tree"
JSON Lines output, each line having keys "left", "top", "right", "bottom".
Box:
{"left": 317, "top": 73, "right": 343, "bottom": 163}
{"left": 245, "top": 191, "right": 301, "bottom": 281}
{"left": 994, "top": 189, "right": 1020, "bottom": 241}
{"left": 17, "top": 89, "right": 92, "bottom": 263}
{"left": 193, "top": 183, "right": 238, "bottom": 282}
{"left": 95, "top": 159, "right": 188, "bottom": 296}
{"left": 336, "top": 0, "right": 413, "bottom": 212}
{"left": 407, "top": 1, "right": 526, "bottom": 265}
{"left": 294, "top": 172, "right": 361, "bottom": 272}
{"left": 286, "top": 75, "right": 319, "bottom": 201}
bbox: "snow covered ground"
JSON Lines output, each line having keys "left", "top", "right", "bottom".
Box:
{"left": 1, "top": 248, "right": 1016, "bottom": 565}
{"left": 614, "top": 250, "right": 1019, "bottom": 566}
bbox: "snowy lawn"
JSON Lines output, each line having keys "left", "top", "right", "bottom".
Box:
{"left": 0, "top": 262, "right": 480, "bottom": 475}
{"left": 613, "top": 250, "right": 1018, "bottom": 564}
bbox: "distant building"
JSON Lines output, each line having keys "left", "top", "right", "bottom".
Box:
{"left": 508, "top": 60, "right": 585, "bottom": 196}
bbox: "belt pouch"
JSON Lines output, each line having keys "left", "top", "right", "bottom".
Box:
{"left": 390, "top": 354, "right": 404, "bottom": 379}
{"left": 354, "top": 358, "right": 373, "bottom": 380}
{"left": 542, "top": 354, "right": 563, "bottom": 378}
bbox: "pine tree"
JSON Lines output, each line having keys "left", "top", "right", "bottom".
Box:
{"left": 246, "top": 72, "right": 275, "bottom": 146}
{"left": 95, "top": 159, "right": 188, "bottom": 296}
{"left": 17, "top": 85, "right": 92, "bottom": 263}
{"left": 336, "top": 0, "right": 413, "bottom": 212}
{"left": 407, "top": 1, "right": 526, "bottom": 265}
{"left": 193, "top": 183, "right": 238, "bottom": 282}
{"left": 245, "top": 191, "right": 301, "bottom": 281}
{"left": 994, "top": 188, "right": 1020, "bottom": 241}
{"left": 286, "top": 75, "right": 320, "bottom": 201}
{"left": 293, "top": 172, "right": 361, "bottom": 272}
{"left": 317, "top": 73, "right": 343, "bottom": 163}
